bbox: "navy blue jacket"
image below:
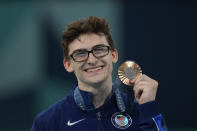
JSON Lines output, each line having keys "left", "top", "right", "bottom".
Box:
{"left": 31, "top": 86, "right": 167, "bottom": 131}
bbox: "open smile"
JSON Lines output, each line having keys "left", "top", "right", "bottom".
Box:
{"left": 83, "top": 65, "right": 104, "bottom": 73}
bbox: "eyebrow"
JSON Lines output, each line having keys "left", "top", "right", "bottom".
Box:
{"left": 71, "top": 44, "right": 107, "bottom": 53}
{"left": 92, "top": 44, "right": 107, "bottom": 48}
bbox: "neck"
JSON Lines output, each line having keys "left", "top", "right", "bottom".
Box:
{"left": 78, "top": 78, "right": 112, "bottom": 108}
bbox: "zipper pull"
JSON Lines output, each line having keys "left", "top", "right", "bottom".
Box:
{"left": 97, "top": 112, "right": 101, "bottom": 120}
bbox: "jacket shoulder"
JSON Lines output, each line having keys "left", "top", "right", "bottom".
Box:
{"left": 33, "top": 90, "right": 75, "bottom": 127}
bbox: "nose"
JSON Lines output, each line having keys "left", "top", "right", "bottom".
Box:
{"left": 86, "top": 52, "right": 98, "bottom": 65}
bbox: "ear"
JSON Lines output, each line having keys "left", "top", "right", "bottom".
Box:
{"left": 63, "top": 59, "right": 74, "bottom": 72}
{"left": 111, "top": 49, "right": 118, "bottom": 63}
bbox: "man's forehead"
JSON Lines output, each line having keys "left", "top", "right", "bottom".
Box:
{"left": 69, "top": 33, "right": 109, "bottom": 52}
{"left": 77, "top": 33, "right": 105, "bottom": 41}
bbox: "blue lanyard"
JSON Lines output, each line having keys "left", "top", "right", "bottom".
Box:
{"left": 74, "top": 86, "right": 126, "bottom": 112}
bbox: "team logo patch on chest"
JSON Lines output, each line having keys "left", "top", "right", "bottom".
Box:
{"left": 111, "top": 112, "right": 132, "bottom": 129}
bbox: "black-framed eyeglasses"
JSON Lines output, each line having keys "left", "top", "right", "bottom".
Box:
{"left": 69, "top": 45, "right": 111, "bottom": 62}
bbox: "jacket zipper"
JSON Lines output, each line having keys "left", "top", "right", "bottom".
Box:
{"left": 97, "top": 112, "right": 104, "bottom": 131}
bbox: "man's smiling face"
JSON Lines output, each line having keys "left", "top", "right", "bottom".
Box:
{"left": 64, "top": 33, "right": 118, "bottom": 86}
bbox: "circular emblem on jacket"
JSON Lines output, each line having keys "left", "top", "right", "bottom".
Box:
{"left": 111, "top": 112, "right": 132, "bottom": 129}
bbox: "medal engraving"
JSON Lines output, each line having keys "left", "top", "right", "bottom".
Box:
{"left": 118, "top": 61, "right": 142, "bottom": 86}
{"left": 124, "top": 67, "right": 136, "bottom": 80}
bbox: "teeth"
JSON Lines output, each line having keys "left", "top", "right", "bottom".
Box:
{"left": 86, "top": 67, "right": 102, "bottom": 72}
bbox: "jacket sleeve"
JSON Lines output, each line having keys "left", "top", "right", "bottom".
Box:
{"left": 137, "top": 101, "right": 168, "bottom": 131}
{"left": 31, "top": 120, "right": 39, "bottom": 131}
{"left": 31, "top": 117, "right": 44, "bottom": 131}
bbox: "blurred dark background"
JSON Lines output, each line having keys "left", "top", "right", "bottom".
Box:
{"left": 0, "top": 0, "right": 196, "bottom": 131}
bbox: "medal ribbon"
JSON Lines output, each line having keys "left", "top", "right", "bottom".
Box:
{"left": 74, "top": 86, "right": 126, "bottom": 112}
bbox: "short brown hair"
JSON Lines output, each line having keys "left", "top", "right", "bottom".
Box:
{"left": 61, "top": 16, "right": 115, "bottom": 59}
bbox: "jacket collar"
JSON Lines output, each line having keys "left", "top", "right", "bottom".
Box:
{"left": 74, "top": 86, "right": 126, "bottom": 113}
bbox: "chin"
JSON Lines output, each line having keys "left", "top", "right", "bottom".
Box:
{"left": 86, "top": 76, "right": 110, "bottom": 85}
{"left": 86, "top": 79, "right": 104, "bottom": 84}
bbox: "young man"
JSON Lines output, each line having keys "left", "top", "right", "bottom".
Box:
{"left": 31, "top": 16, "right": 167, "bottom": 131}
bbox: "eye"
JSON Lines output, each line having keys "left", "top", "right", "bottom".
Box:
{"left": 93, "top": 46, "right": 108, "bottom": 54}
{"left": 94, "top": 47, "right": 104, "bottom": 52}
{"left": 73, "top": 51, "right": 87, "bottom": 57}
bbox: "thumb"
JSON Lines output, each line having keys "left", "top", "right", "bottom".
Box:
{"left": 129, "top": 76, "right": 138, "bottom": 84}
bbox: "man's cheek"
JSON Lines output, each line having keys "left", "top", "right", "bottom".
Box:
{"left": 101, "top": 59, "right": 107, "bottom": 66}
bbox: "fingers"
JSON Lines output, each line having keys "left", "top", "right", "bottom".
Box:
{"left": 135, "top": 86, "right": 144, "bottom": 100}
{"left": 132, "top": 74, "right": 159, "bottom": 104}
{"left": 134, "top": 74, "right": 158, "bottom": 88}
{"left": 129, "top": 74, "right": 142, "bottom": 84}
{"left": 133, "top": 81, "right": 151, "bottom": 101}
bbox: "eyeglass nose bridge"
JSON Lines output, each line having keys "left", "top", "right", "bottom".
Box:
{"left": 86, "top": 50, "right": 98, "bottom": 60}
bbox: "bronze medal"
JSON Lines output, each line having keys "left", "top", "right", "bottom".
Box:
{"left": 118, "top": 61, "right": 142, "bottom": 86}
